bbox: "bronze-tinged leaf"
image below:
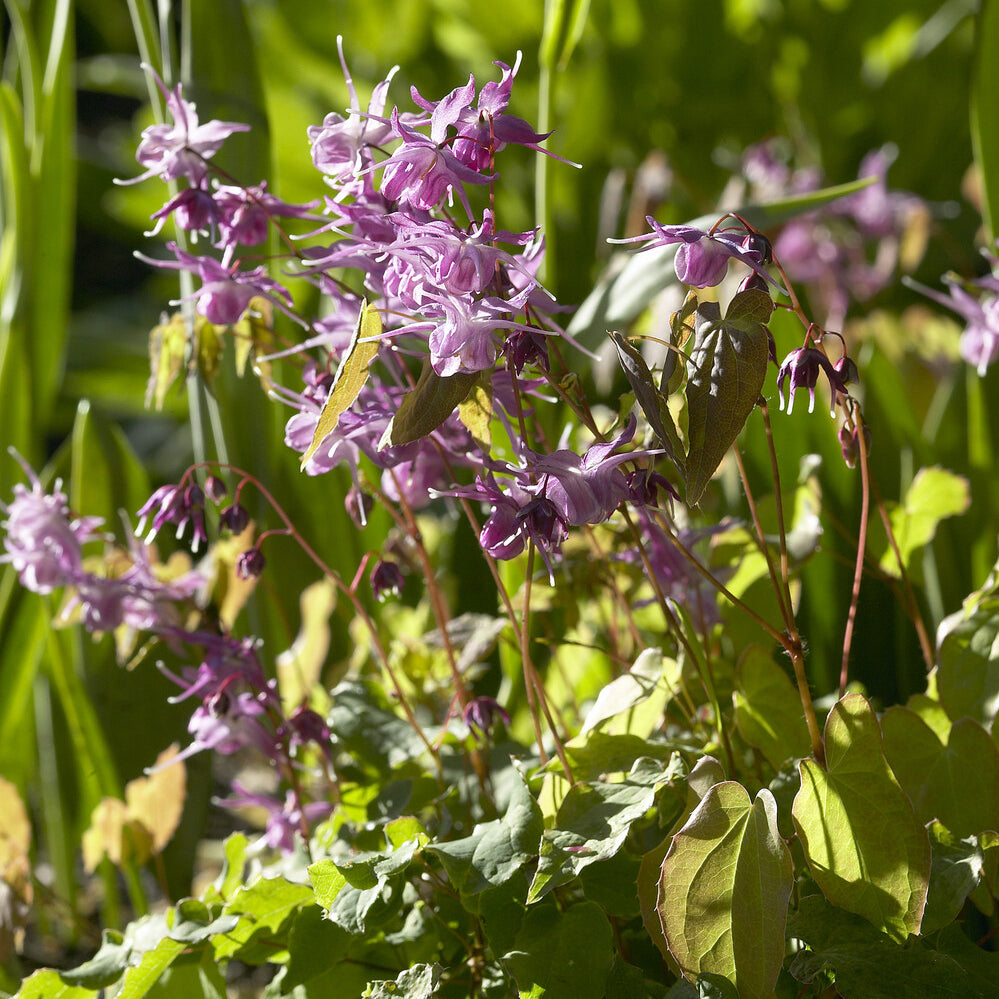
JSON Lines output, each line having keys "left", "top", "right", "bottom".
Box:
{"left": 683, "top": 294, "right": 770, "bottom": 505}
{"left": 233, "top": 296, "right": 275, "bottom": 378}
{"left": 378, "top": 359, "right": 478, "bottom": 449}
{"left": 300, "top": 301, "right": 382, "bottom": 469}
{"left": 610, "top": 331, "right": 686, "bottom": 475}
{"left": 82, "top": 798, "right": 152, "bottom": 872}
{"left": 196, "top": 317, "right": 223, "bottom": 390}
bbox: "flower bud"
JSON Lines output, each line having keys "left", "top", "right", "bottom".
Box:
{"left": 220, "top": 503, "right": 250, "bottom": 534}
{"left": 370, "top": 559, "right": 405, "bottom": 601}
{"left": 236, "top": 547, "right": 266, "bottom": 579}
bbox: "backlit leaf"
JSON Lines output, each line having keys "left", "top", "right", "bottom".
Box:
{"left": 211, "top": 877, "right": 313, "bottom": 962}
{"left": 792, "top": 693, "right": 930, "bottom": 940}
{"left": 870, "top": 466, "right": 970, "bottom": 579}
{"left": 882, "top": 707, "right": 999, "bottom": 837}
{"left": 683, "top": 292, "right": 770, "bottom": 505}
{"left": 937, "top": 596, "right": 999, "bottom": 726}
{"left": 732, "top": 646, "right": 811, "bottom": 769}
{"left": 122, "top": 745, "right": 186, "bottom": 854}
{"left": 658, "top": 782, "right": 792, "bottom": 998}
{"left": 300, "top": 301, "right": 382, "bottom": 469}
{"left": 458, "top": 374, "right": 493, "bottom": 450}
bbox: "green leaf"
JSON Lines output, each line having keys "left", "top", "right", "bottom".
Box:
{"left": 300, "top": 302, "right": 381, "bottom": 469}
{"left": 610, "top": 331, "right": 686, "bottom": 474}
{"left": 116, "top": 938, "right": 187, "bottom": 999}
{"left": 168, "top": 899, "right": 240, "bottom": 944}
{"left": 211, "top": 877, "right": 313, "bottom": 962}
{"left": 882, "top": 707, "right": 999, "bottom": 836}
{"left": 658, "top": 782, "right": 792, "bottom": 999}
{"left": 869, "top": 467, "right": 969, "bottom": 579}
{"left": 427, "top": 766, "right": 543, "bottom": 897}
{"left": 13, "top": 970, "right": 97, "bottom": 999}
{"left": 58, "top": 929, "right": 134, "bottom": 989}
{"left": 788, "top": 893, "right": 998, "bottom": 998}
{"left": 309, "top": 837, "right": 421, "bottom": 934}
{"left": 281, "top": 904, "right": 351, "bottom": 991}
{"left": 378, "top": 358, "right": 478, "bottom": 448}
{"left": 732, "top": 646, "right": 811, "bottom": 769}
{"left": 683, "top": 293, "right": 770, "bottom": 505}
{"left": 921, "top": 822, "right": 985, "bottom": 934}
{"left": 792, "top": 693, "right": 930, "bottom": 940}
{"left": 937, "top": 597, "right": 999, "bottom": 726}
{"left": 638, "top": 756, "right": 724, "bottom": 970}
{"left": 504, "top": 901, "right": 615, "bottom": 999}
{"left": 362, "top": 963, "right": 441, "bottom": 998}
{"left": 579, "top": 648, "right": 667, "bottom": 734}
{"left": 326, "top": 680, "right": 429, "bottom": 771}
{"left": 214, "top": 833, "right": 249, "bottom": 901}
{"left": 529, "top": 756, "right": 684, "bottom": 902}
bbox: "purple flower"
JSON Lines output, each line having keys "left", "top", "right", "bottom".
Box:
{"left": 613, "top": 218, "right": 778, "bottom": 289}
{"left": 411, "top": 54, "right": 555, "bottom": 172}
{"left": 906, "top": 275, "right": 999, "bottom": 377}
{"left": 521, "top": 416, "right": 647, "bottom": 526}
{"left": 215, "top": 783, "right": 332, "bottom": 854}
{"left": 135, "top": 242, "right": 296, "bottom": 327}
{"left": 378, "top": 107, "right": 492, "bottom": 219}
{"left": 135, "top": 482, "right": 207, "bottom": 550}
{"left": 118, "top": 65, "right": 249, "bottom": 187}
{"left": 308, "top": 37, "right": 399, "bottom": 182}
{"left": 236, "top": 547, "right": 266, "bottom": 579}
{"left": 0, "top": 460, "right": 103, "bottom": 593}
{"left": 462, "top": 696, "right": 511, "bottom": 742}
{"left": 775, "top": 347, "right": 850, "bottom": 416}
{"left": 370, "top": 559, "right": 405, "bottom": 601}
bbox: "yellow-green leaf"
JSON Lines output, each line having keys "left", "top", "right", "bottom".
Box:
{"left": 300, "top": 301, "right": 381, "bottom": 469}
{"left": 733, "top": 646, "right": 811, "bottom": 770}
{"left": 792, "top": 693, "right": 930, "bottom": 940}
{"left": 658, "top": 781, "right": 792, "bottom": 998}
{"left": 458, "top": 374, "right": 493, "bottom": 451}
{"left": 882, "top": 707, "right": 999, "bottom": 838}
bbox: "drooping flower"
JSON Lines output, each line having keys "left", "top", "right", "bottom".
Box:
{"left": 612, "top": 218, "right": 778, "bottom": 289}
{"left": 906, "top": 274, "right": 999, "bottom": 377}
{"left": 775, "top": 347, "right": 851, "bottom": 416}
{"left": 308, "top": 37, "right": 400, "bottom": 183}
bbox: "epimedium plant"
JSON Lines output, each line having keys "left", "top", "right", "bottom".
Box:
{"left": 2, "top": 20, "right": 999, "bottom": 999}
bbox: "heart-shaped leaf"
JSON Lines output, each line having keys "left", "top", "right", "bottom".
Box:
{"left": 792, "top": 693, "right": 930, "bottom": 941}
{"left": 658, "top": 781, "right": 792, "bottom": 998}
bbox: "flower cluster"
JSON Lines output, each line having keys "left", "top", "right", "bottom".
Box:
{"left": 0, "top": 453, "right": 205, "bottom": 634}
